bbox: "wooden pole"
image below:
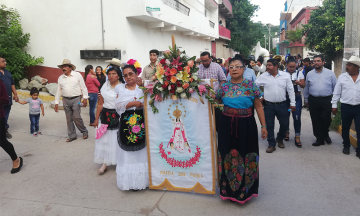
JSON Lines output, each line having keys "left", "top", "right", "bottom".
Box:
{"left": 171, "top": 35, "right": 176, "bottom": 50}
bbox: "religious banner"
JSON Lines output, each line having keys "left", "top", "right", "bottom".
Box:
{"left": 145, "top": 93, "right": 216, "bottom": 194}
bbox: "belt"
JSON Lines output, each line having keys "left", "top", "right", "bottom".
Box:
{"left": 343, "top": 103, "right": 360, "bottom": 107}
{"left": 222, "top": 107, "right": 253, "bottom": 118}
{"left": 309, "top": 95, "right": 332, "bottom": 98}
{"left": 63, "top": 95, "right": 80, "bottom": 100}
{"left": 265, "top": 100, "right": 286, "bottom": 105}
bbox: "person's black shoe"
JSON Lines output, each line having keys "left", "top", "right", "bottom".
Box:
{"left": 312, "top": 142, "right": 325, "bottom": 146}
{"left": 11, "top": 157, "right": 23, "bottom": 174}
{"left": 5, "top": 128, "right": 12, "bottom": 139}
{"left": 356, "top": 152, "right": 360, "bottom": 159}
{"left": 324, "top": 137, "right": 332, "bottom": 144}
{"left": 343, "top": 147, "right": 350, "bottom": 155}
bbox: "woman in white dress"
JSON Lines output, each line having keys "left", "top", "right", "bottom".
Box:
{"left": 93, "top": 67, "right": 124, "bottom": 174}
{"left": 115, "top": 64, "right": 149, "bottom": 190}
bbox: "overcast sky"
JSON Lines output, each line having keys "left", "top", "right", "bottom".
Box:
{"left": 250, "top": 0, "right": 285, "bottom": 26}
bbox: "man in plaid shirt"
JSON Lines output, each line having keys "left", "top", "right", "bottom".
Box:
{"left": 197, "top": 52, "right": 227, "bottom": 93}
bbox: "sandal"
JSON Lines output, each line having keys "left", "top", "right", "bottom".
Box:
{"left": 97, "top": 167, "right": 107, "bottom": 175}
{"left": 284, "top": 132, "right": 290, "bottom": 141}
{"left": 295, "top": 136, "right": 302, "bottom": 148}
{"left": 83, "top": 134, "right": 88, "bottom": 139}
{"left": 66, "top": 137, "right": 77, "bottom": 142}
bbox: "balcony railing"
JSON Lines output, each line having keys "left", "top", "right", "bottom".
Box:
{"left": 222, "top": 0, "right": 233, "bottom": 14}
{"left": 219, "top": 0, "right": 233, "bottom": 18}
{"left": 219, "top": 25, "right": 231, "bottom": 40}
{"left": 209, "top": 20, "right": 215, "bottom": 28}
{"left": 162, "top": 0, "right": 190, "bottom": 16}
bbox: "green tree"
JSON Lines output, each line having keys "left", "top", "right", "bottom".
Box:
{"left": 0, "top": 5, "right": 44, "bottom": 87}
{"left": 227, "top": 0, "right": 263, "bottom": 56}
{"left": 302, "top": 0, "right": 345, "bottom": 69}
{"left": 287, "top": 29, "right": 303, "bottom": 43}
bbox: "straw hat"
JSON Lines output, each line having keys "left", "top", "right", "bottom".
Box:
{"left": 343, "top": 56, "right": 360, "bottom": 67}
{"left": 105, "top": 58, "right": 122, "bottom": 66}
{"left": 58, "top": 59, "right": 76, "bottom": 70}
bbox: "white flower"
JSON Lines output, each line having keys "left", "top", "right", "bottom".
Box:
{"left": 176, "top": 73, "right": 183, "bottom": 81}
{"left": 166, "top": 59, "right": 171, "bottom": 65}
{"left": 158, "top": 79, "right": 164, "bottom": 84}
{"left": 176, "top": 87, "right": 183, "bottom": 93}
{"left": 156, "top": 86, "right": 164, "bottom": 91}
{"left": 168, "top": 85, "right": 171, "bottom": 90}
{"left": 180, "top": 92, "right": 187, "bottom": 98}
{"left": 191, "top": 75, "right": 198, "bottom": 80}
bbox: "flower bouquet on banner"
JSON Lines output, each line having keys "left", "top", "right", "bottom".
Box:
{"left": 140, "top": 45, "right": 219, "bottom": 114}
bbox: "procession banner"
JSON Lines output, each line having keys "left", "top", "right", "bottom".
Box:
{"left": 145, "top": 92, "right": 216, "bottom": 194}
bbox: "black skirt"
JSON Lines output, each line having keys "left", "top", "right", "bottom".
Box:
{"left": 218, "top": 112, "right": 259, "bottom": 204}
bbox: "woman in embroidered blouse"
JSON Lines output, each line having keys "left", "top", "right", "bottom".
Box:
{"left": 215, "top": 57, "right": 267, "bottom": 204}
{"left": 93, "top": 67, "right": 124, "bottom": 174}
{"left": 115, "top": 64, "right": 148, "bottom": 191}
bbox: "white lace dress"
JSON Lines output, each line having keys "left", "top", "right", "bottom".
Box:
{"left": 94, "top": 82, "right": 121, "bottom": 165}
{"left": 114, "top": 84, "right": 149, "bottom": 190}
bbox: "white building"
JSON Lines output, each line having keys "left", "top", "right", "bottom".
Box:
{"left": 2, "top": 0, "right": 225, "bottom": 82}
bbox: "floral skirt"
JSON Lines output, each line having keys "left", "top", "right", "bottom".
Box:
{"left": 218, "top": 112, "right": 259, "bottom": 204}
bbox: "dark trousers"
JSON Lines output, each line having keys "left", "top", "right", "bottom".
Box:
{"left": 264, "top": 101, "right": 289, "bottom": 147}
{"left": 62, "top": 96, "right": 88, "bottom": 139}
{"left": 88, "top": 93, "right": 98, "bottom": 124}
{"left": 341, "top": 103, "right": 360, "bottom": 152}
{"left": 3, "top": 105, "right": 11, "bottom": 128}
{"left": 286, "top": 94, "right": 302, "bottom": 135}
{"left": 308, "top": 95, "right": 332, "bottom": 143}
{"left": 0, "top": 117, "right": 17, "bottom": 161}
{"left": 29, "top": 114, "right": 40, "bottom": 134}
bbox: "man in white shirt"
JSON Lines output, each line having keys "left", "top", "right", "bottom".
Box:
{"left": 331, "top": 56, "right": 360, "bottom": 158}
{"left": 253, "top": 56, "right": 266, "bottom": 77}
{"left": 256, "top": 59, "right": 296, "bottom": 153}
{"left": 54, "top": 59, "right": 89, "bottom": 142}
{"left": 284, "top": 58, "right": 305, "bottom": 147}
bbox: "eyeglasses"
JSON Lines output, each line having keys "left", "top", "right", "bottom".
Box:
{"left": 229, "top": 66, "right": 245, "bottom": 70}
{"left": 200, "top": 59, "right": 210, "bottom": 63}
{"left": 123, "top": 72, "right": 135, "bottom": 78}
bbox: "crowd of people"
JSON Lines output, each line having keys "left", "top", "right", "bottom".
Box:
{"left": 1, "top": 49, "right": 360, "bottom": 205}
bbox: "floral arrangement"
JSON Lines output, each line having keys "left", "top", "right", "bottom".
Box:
{"left": 127, "top": 59, "right": 142, "bottom": 75}
{"left": 159, "top": 143, "right": 201, "bottom": 168}
{"left": 141, "top": 45, "right": 218, "bottom": 114}
{"left": 123, "top": 112, "right": 145, "bottom": 144}
{"left": 105, "top": 112, "right": 117, "bottom": 125}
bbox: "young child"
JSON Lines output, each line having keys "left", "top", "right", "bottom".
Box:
{"left": 18, "top": 87, "right": 45, "bottom": 136}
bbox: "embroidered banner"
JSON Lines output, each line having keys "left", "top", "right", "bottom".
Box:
{"left": 145, "top": 92, "right": 216, "bottom": 194}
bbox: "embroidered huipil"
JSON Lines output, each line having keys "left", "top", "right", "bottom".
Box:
{"left": 216, "top": 80, "right": 263, "bottom": 109}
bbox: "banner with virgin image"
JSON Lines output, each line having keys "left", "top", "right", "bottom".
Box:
{"left": 145, "top": 92, "right": 216, "bottom": 194}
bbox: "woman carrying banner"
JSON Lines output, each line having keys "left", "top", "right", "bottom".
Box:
{"left": 115, "top": 63, "right": 149, "bottom": 191}
{"left": 214, "top": 56, "right": 267, "bottom": 204}
{"left": 93, "top": 67, "right": 123, "bottom": 174}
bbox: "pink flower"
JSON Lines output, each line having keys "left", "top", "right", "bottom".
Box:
{"left": 132, "top": 125, "right": 141, "bottom": 133}
{"left": 165, "top": 50, "right": 171, "bottom": 54}
{"left": 141, "top": 123, "right": 144, "bottom": 128}
{"left": 127, "top": 59, "right": 137, "bottom": 65}
{"left": 198, "top": 85, "right": 206, "bottom": 96}
{"left": 137, "top": 68, "right": 142, "bottom": 74}
{"left": 189, "top": 88, "right": 194, "bottom": 94}
{"left": 155, "top": 94, "right": 162, "bottom": 102}
{"left": 145, "top": 84, "right": 154, "bottom": 94}
{"left": 187, "top": 60, "right": 194, "bottom": 68}
{"left": 165, "top": 59, "right": 171, "bottom": 65}
{"left": 168, "top": 151, "right": 171, "bottom": 155}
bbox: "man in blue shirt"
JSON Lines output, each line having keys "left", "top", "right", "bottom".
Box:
{"left": 304, "top": 55, "right": 337, "bottom": 146}
{"left": 0, "top": 56, "right": 19, "bottom": 139}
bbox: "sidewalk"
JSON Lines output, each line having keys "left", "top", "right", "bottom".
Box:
{"left": 1, "top": 102, "right": 360, "bottom": 216}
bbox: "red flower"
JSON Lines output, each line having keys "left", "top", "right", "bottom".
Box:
{"left": 171, "top": 84, "right": 176, "bottom": 89}
{"left": 112, "top": 114, "right": 116, "bottom": 118}
{"left": 106, "top": 112, "right": 109, "bottom": 116}
{"left": 176, "top": 81, "right": 182, "bottom": 87}
{"left": 164, "top": 65, "right": 168, "bottom": 70}
{"left": 107, "top": 118, "right": 110, "bottom": 122}
{"left": 170, "top": 89, "right": 175, "bottom": 94}
{"left": 177, "top": 66, "right": 183, "bottom": 71}
{"left": 167, "top": 76, "right": 171, "bottom": 81}
{"left": 160, "top": 59, "right": 166, "bottom": 65}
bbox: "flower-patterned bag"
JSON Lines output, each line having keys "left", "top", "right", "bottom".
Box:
{"left": 100, "top": 108, "right": 120, "bottom": 130}
{"left": 118, "top": 109, "right": 146, "bottom": 151}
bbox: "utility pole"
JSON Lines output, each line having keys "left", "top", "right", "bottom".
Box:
{"left": 264, "top": 35, "right": 266, "bottom": 49}
{"left": 265, "top": 24, "right": 272, "bottom": 51}
{"left": 343, "top": 0, "right": 360, "bottom": 73}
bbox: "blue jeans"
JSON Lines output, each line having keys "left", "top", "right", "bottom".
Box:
{"left": 341, "top": 104, "right": 360, "bottom": 152}
{"left": 286, "top": 94, "right": 302, "bottom": 135}
{"left": 3, "top": 105, "right": 11, "bottom": 128}
{"left": 88, "top": 93, "right": 98, "bottom": 124}
{"left": 29, "top": 114, "right": 40, "bottom": 134}
{"left": 264, "top": 101, "right": 289, "bottom": 147}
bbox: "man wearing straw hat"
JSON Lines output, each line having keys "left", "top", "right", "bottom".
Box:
{"left": 54, "top": 59, "right": 89, "bottom": 142}
{"left": 331, "top": 56, "right": 360, "bottom": 158}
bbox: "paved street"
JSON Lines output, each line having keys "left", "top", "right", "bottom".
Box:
{"left": 1, "top": 102, "right": 360, "bottom": 216}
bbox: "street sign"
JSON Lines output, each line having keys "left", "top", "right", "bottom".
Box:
{"left": 146, "top": 7, "right": 160, "bottom": 12}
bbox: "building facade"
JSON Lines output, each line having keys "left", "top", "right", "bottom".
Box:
{"left": 2, "top": 0, "right": 225, "bottom": 82}
{"left": 214, "top": 0, "right": 233, "bottom": 59}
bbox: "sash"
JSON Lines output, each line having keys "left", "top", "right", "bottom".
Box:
{"left": 118, "top": 109, "right": 146, "bottom": 151}
{"left": 100, "top": 108, "right": 120, "bottom": 130}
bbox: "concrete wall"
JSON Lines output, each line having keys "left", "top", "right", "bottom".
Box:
{"left": 2, "top": 0, "right": 214, "bottom": 82}
{"left": 215, "top": 39, "right": 232, "bottom": 59}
